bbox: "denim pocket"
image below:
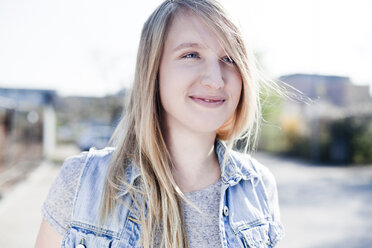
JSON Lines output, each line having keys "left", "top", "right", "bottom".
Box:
{"left": 62, "top": 226, "right": 117, "bottom": 248}
{"left": 240, "top": 223, "right": 271, "bottom": 248}
{"left": 239, "top": 221, "right": 284, "bottom": 248}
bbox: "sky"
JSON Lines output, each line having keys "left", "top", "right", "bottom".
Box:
{"left": 0, "top": 0, "right": 371, "bottom": 96}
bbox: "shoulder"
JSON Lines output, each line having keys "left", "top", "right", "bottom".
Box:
{"left": 58, "top": 147, "right": 115, "bottom": 176}
{"left": 78, "top": 147, "right": 116, "bottom": 176}
{"left": 41, "top": 152, "right": 88, "bottom": 235}
{"left": 250, "top": 155, "right": 277, "bottom": 188}
{"left": 57, "top": 147, "right": 115, "bottom": 187}
{"left": 229, "top": 150, "right": 282, "bottom": 222}
{"left": 71, "top": 147, "right": 116, "bottom": 202}
{"left": 82, "top": 147, "right": 116, "bottom": 166}
{"left": 41, "top": 147, "right": 115, "bottom": 235}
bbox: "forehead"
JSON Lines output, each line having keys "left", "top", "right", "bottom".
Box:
{"left": 164, "top": 10, "right": 226, "bottom": 53}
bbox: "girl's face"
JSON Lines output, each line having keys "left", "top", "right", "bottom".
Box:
{"left": 159, "top": 11, "right": 242, "bottom": 135}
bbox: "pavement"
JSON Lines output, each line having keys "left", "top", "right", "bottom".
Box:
{"left": 255, "top": 153, "right": 372, "bottom": 248}
{"left": 0, "top": 151, "right": 371, "bottom": 247}
{"left": 0, "top": 161, "right": 60, "bottom": 247}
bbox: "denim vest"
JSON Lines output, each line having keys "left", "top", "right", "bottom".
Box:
{"left": 61, "top": 140, "right": 284, "bottom": 247}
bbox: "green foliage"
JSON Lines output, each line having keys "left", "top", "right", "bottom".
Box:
{"left": 258, "top": 90, "right": 372, "bottom": 164}
{"left": 322, "top": 117, "right": 372, "bottom": 164}
{"left": 349, "top": 118, "right": 372, "bottom": 164}
{"left": 257, "top": 88, "right": 286, "bottom": 153}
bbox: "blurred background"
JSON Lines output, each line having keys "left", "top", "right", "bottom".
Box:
{"left": 0, "top": 0, "right": 371, "bottom": 247}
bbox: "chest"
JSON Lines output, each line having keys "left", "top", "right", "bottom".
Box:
{"left": 62, "top": 179, "right": 282, "bottom": 248}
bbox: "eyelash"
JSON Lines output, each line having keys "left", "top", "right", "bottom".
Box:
{"left": 182, "top": 52, "right": 200, "bottom": 59}
{"left": 221, "top": 56, "right": 235, "bottom": 64}
{"left": 181, "top": 52, "right": 235, "bottom": 65}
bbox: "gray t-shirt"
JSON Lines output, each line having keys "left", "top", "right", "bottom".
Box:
{"left": 42, "top": 160, "right": 222, "bottom": 248}
{"left": 183, "top": 178, "right": 222, "bottom": 247}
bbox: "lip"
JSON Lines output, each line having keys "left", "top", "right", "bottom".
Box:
{"left": 189, "top": 95, "right": 225, "bottom": 108}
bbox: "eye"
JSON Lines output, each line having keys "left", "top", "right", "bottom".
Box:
{"left": 221, "top": 56, "right": 235, "bottom": 64}
{"left": 182, "top": 52, "right": 200, "bottom": 59}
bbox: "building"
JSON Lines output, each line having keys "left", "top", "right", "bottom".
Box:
{"left": 0, "top": 88, "right": 57, "bottom": 159}
{"left": 280, "top": 74, "right": 371, "bottom": 107}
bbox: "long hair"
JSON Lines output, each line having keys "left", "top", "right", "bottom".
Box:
{"left": 102, "top": 0, "right": 261, "bottom": 247}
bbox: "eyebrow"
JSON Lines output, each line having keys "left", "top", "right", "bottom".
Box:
{"left": 172, "top": 42, "right": 205, "bottom": 52}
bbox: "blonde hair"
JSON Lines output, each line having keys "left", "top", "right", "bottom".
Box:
{"left": 102, "top": 0, "right": 261, "bottom": 247}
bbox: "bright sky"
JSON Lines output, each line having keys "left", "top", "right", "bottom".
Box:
{"left": 0, "top": 0, "right": 371, "bottom": 96}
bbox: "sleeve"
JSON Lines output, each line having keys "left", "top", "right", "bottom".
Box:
{"left": 41, "top": 152, "right": 88, "bottom": 235}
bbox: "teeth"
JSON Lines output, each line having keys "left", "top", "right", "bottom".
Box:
{"left": 193, "top": 97, "right": 223, "bottom": 103}
{"left": 203, "top": 99, "right": 218, "bottom": 102}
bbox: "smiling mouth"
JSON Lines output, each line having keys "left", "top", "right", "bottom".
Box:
{"left": 190, "top": 96, "right": 225, "bottom": 102}
{"left": 199, "top": 98, "right": 224, "bottom": 103}
{"left": 189, "top": 96, "right": 225, "bottom": 107}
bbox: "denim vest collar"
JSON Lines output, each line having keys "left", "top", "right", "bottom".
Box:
{"left": 214, "top": 139, "right": 259, "bottom": 186}
{"left": 118, "top": 139, "right": 260, "bottom": 196}
{"left": 118, "top": 160, "right": 141, "bottom": 196}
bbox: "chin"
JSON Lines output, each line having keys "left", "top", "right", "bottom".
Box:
{"left": 188, "top": 119, "right": 227, "bottom": 134}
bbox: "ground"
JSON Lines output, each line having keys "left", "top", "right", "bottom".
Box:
{"left": 255, "top": 153, "right": 372, "bottom": 248}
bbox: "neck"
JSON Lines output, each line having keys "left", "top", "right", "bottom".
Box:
{"left": 163, "top": 124, "right": 221, "bottom": 193}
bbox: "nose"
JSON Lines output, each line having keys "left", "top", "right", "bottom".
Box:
{"left": 201, "top": 60, "right": 224, "bottom": 89}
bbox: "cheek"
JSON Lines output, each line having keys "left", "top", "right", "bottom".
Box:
{"left": 159, "top": 76, "right": 171, "bottom": 110}
{"left": 235, "top": 79, "right": 243, "bottom": 99}
{"left": 229, "top": 73, "right": 243, "bottom": 106}
{"left": 223, "top": 65, "right": 242, "bottom": 90}
{"left": 158, "top": 63, "right": 194, "bottom": 105}
{"left": 158, "top": 62, "right": 171, "bottom": 105}
{"left": 158, "top": 67, "right": 180, "bottom": 112}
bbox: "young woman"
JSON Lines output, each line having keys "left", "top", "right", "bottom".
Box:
{"left": 35, "top": 0, "right": 284, "bottom": 247}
